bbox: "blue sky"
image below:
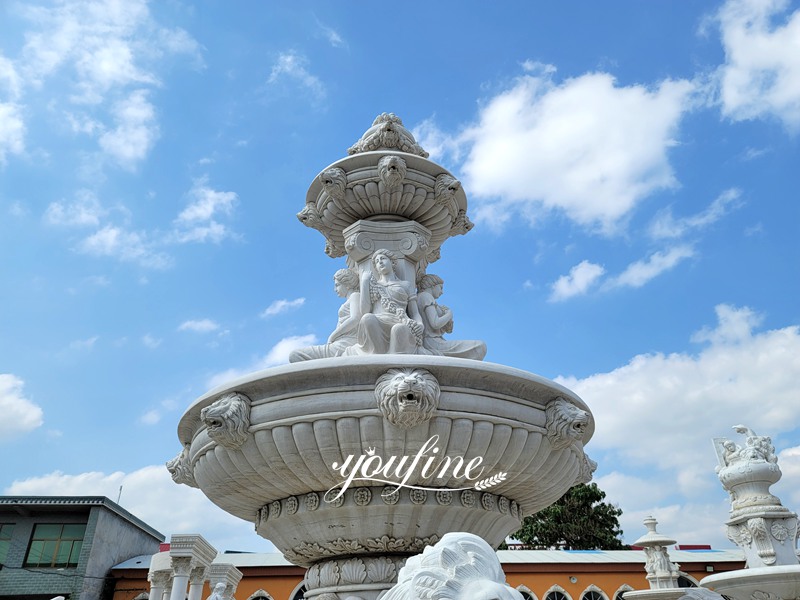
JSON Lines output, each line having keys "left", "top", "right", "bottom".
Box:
{"left": 1, "top": 0, "right": 799, "bottom": 553}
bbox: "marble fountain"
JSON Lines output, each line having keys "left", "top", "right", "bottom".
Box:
{"left": 168, "top": 113, "right": 597, "bottom": 599}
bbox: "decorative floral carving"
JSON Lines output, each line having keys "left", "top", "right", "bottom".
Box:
{"left": 319, "top": 167, "right": 347, "bottom": 201}
{"left": 436, "top": 490, "right": 452, "bottom": 505}
{"left": 305, "top": 492, "right": 319, "bottom": 511}
{"left": 341, "top": 558, "right": 367, "bottom": 584}
{"left": 200, "top": 392, "right": 251, "bottom": 450}
{"left": 347, "top": 113, "right": 429, "bottom": 157}
{"left": 286, "top": 496, "right": 298, "bottom": 515}
{"left": 319, "top": 561, "right": 340, "bottom": 587}
{"left": 378, "top": 155, "right": 407, "bottom": 191}
{"left": 481, "top": 493, "right": 495, "bottom": 511}
{"left": 375, "top": 368, "right": 440, "bottom": 430}
{"left": 771, "top": 521, "right": 789, "bottom": 543}
{"left": 511, "top": 501, "right": 520, "bottom": 519}
{"left": 376, "top": 485, "right": 398, "bottom": 505}
{"left": 166, "top": 445, "right": 197, "bottom": 488}
{"left": 354, "top": 487, "right": 372, "bottom": 506}
{"left": 269, "top": 500, "right": 281, "bottom": 519}
{"left": 409, "top": 489, "right": 427, "bottom": 505}
{"left": 461, "top": 489, "right": 475, "bottom": 508}
{"left": 498, "top": 496, "right": 509, "bottom": 514}
{"left": 328, "top": 488, "right": 345, "bottom": 508}
{"left": 305, "top": 563, "right": 321, "bottom": 588}
{"left": 545, "top": 397, "right": 590, "bottom": 450}
{"left": 366, "top": 557, "right": 396, "bottom": 583}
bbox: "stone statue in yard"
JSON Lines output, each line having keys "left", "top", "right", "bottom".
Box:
{"left": 290, "top": 269, "right": 361, "bottom": 362}
{"left": 345, "top": 249, "right": 424, "bottom": 355}
{"left": 381, "top": 532, "right": 523, "bottom": 600}
{"left": 207, "top": 582, "right": 226, "bottom": 600}
{"left": 417, "top": 273, "right": 487, "bottom": 360}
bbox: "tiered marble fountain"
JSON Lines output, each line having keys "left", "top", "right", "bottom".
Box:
{"left": 169, "top": 114, "right": 596, "bottom": 599}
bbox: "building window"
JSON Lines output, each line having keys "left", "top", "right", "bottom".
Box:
{"left": 289, "top": 584, "right": 306, "bottom": 600}
{"left": 25, "top": 523, "right": 86, "bottom": 568}
{"left": 546, "top": 592, "right": 569, "bottom": 600}
{"left": 0, "top": 523, "right": 14, "bottom": 564}
{"left": 582, "top": 591, "right": 605, "bottom": 600}
{"left": 520, "top": 592, "right": 536, "bottom": 600}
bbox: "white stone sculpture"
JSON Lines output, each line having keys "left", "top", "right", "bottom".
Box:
{"left": 381, "top": 532, "right": 524, "bottom": 600}
{"left": 416, "top": 273, "right": 487, "bottom": 360}
{"left": 290, "top": 269, "right": 362, "bottom": 362}
{"left": 545, "top": 397, "right": 591, "bottom": 450}
{"left": 712, "top": 425, "right": 798, "bottom": 569}
{"left": 344, "top": 249, "right": 424, "bottom": 355}
{"left": 374, "top": 367, "right": 440, "bottom": 430}
{"left": 348, "top": 113, "right": 428, "bottom": 157}
{"left": 207, "top": 582, "right": 226, "bottom": 600}
{"left": 200, "top": 392, "right": 251, "bottom": 450}
{"left": 166, "top": 444, "right": 197, "bottom": 488}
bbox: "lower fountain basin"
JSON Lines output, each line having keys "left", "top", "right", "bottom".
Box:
{"left": 701, "top": 565, "right": 800, "bottom": 600}
{"left": 174, "top": 355, "right": 595, "bottom": 566}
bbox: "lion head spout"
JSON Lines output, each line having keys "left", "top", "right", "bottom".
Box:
{"left": 545, "top": 396, "right": 591, "bottom": 450}
{"left": 375, "top": 368, "right": 440, "bottom": 430}
{"left": 200, "top": 392, "right": 251, "bottom": 449}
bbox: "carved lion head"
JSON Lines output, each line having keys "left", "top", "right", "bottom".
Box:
{"left": 377, "top": 155, "right": 407, "bottom": 190}
{"left": 375, "top": 368, "right": 440, "bottom": 430}
{"left": 200, "top": 392, "right": 251, "bottom": 449}
{"left": 545, "top": 397, "right": 591, "bottom": 450}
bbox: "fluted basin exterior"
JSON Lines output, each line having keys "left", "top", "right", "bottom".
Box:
{"left": 175, "top": 355, "right": 594, "bottom": 567}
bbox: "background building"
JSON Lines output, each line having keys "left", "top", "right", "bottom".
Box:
{"left": 0, "top": 496, "right": 164, "bottom": 600}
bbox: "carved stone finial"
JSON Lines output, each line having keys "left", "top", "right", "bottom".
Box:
{"left": 200, "top": 392, "right": 251, "bottom": 449}
{"left": 348, "top": 113, "right": 429, "bottom": 157}
{"left": 375, "top": 368, "right": 440, "bottom": 430}
{"left": 545, "top": 397, "right": 590, "bottom": 450}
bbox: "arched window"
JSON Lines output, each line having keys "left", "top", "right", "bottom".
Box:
{"left": 517, "top": 585, "right": 537, "bottom": 600}
{"left": 289, "top": 583, "right": 306, "bottom": 600}
{"left": 581, "top": 585, "right": 608, "bottom": 600}
{"left": 613, "top": 584, "right": 634, "bottom": 600}
{"left": 545, "top": 585, "right": 572, "bottom": 600}
{"left": 677, "top": 574, "right": 698, "bottom": 588}
{"left": 246, "top": 590, "right": 274, "bottom": 600}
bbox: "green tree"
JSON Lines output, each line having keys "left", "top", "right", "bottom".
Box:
{"left": 508, "top": 483, "right": 629, "bottom": 550}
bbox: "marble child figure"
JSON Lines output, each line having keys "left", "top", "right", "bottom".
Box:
{"left": 346, "top": 249, "right": 423, "bottom": 355}
{"left": 417, "top": 273, "right": 487, "bottom": 360}
{"left": 289, "top": 269, "right": 361, "bottom": 362}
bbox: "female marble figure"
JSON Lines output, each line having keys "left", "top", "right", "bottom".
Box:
{"left": 416, "top": 273, "right": 487, "bottom": 360}
{"left": 289, "top": 269, "right": 361, "bottom": 362}
{"left": 346, "top": 249, "right": 423, "bottom": 355}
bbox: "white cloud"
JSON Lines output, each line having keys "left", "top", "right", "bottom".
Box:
{"left": 315, "top": 18, "right": 346, "bottom": 48}
{"left": 142, "top": 333, "right": 162, "bottom": 349}
{"left": 458, "top": 66, "right": 695, "bottom": 233}
{"left": 260, "top": 298, "right": 306, "bottom": 318}
{"left": 549, "top": 261, "right": 605, "bottom": 302}
{"left": 171, "top": 177, "right": 238, "bottom": 244}
{"left": 43, "top": 189, "right": 106, "bottom": 227}
{"left": 557, "top": 304, "right": 800, "bottom": 493}
{"left": 606, "top": 245, "right": 695, "bottom": 289}
{"left": 77, "top": 225, "right": 171, "bottom": 269}
{"left": 140, "top": 409, "right": 161, "bottom": 425}
{"left": 207, "top": 334, "right": 317, "bottom": 389}
{"left": 0, "top": 53, "right": 22, "bottom": 99}
{"left": 716, "top": 0, "right": 800, "bottom": 130}
{"left": 98, "top": 89, "right": 159, "bottom": 169}
{"left": 0, "top": 102, "right": 26, "bottom": 165}
{"left": 4, "top": 466, "right": 272, "bottom": 553}
{"left": 69, "top": 335, "right": 99, "bottom": 351}
{"left": 0, "top": 374, "right": 44, "bottom": 439}
{"left": 649, "top": 188, "right": 743, "bottom": 240}
{"left": 178, "top": 319, "right": 220, "bottom": 334}
{"left": 268, "top": 51, "right": 326, "bottom": 101}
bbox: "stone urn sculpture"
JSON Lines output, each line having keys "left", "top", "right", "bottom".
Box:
{"left": 170, "top": 114, "right": 596, "bottom": 600}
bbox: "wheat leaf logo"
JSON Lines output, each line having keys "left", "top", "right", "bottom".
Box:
{"left": 473, "top": 472, "right": 507, "bottom": 490}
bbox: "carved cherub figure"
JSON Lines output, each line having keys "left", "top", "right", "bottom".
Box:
{"left": 416, "top": 273, "right": 487, "bottom": 360}
{"left": 290, "top": 269, "right": 361, "bottom": 361}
